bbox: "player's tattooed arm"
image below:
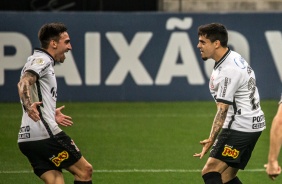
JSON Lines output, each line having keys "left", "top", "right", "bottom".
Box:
{"left": 209, "top": 102, "right": 229, "bottom": 142}
{"left": 17, "top": 71, "right": 37, "bottom": 109}
{"left": 193, "top": 102, "right": 229, "bottom": 159}
{"left": 18, "top": 71, "right": 42, "bottom": 122}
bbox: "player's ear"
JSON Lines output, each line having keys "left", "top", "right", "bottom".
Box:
{"left": 51, "top": 40, "right": 57, "bottom": 49}
{"left": 214, "top": 40, "right": 220, "bottom": 48}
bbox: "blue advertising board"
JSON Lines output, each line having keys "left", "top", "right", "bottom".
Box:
{"left": 0, "top": 12, "right": 281, "bottom": 102}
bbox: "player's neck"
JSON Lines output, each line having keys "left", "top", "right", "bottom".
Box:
{"left": 214, "top": 47, "right": 229, "bottom": 63}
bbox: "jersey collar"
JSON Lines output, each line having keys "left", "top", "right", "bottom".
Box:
{"left": 34, "top": 48, "right": 56, "bottom": 66}
{"left": 214, "top": 47, "right": 231, "bottom": 70}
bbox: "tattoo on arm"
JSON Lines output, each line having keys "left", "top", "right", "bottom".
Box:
{"left": 17, "top": 72, "right": 37, "bottom": 110}
{"left": 209, "top": 103, "right": 228, "bottom": 142}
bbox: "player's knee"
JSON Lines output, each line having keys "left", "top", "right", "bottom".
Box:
{"left": 87, "top": 163, "right": 93, "bottom": 176}
{"left": 83, "top": 163, "right": 93, "bottom": 179}
{"left": 74, "top": 162, "right": 93, "bottom": 181}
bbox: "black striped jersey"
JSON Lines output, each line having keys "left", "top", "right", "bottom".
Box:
{"left": 18, "top": 48, "right": 62, "bottom": 142}
{"left": 209, "top": 48, "right": 266, "bottom": 132}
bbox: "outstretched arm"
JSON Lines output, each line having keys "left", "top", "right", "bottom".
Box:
{"left": 17, "top": 71, "right": 42, "bottom": 122}
{"left": 194, "top": 102, "right": 229, "bottom": 159}
{"left": 265, "top": 103, "right": 282, "bottom": 180}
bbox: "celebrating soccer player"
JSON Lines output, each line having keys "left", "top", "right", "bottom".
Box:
{"left": 17, "top": 22, "right": 93, "bottom": 184}
{"left": 194, "top": 23, "right": 265, "bottom": 184}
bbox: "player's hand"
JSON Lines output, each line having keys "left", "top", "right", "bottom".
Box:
{"left": 264, "top": 161, "right": 281, "bottom": 180}
{"left": 193, "top": 138, "right": 213, "bottom": 159}
{"left": 26, "top": 101, "right": 42, "bottom": 122}
{"left": 55, "top": 105, "right": 73, "bottom": 127}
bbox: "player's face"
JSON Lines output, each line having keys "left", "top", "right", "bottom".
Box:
{"left": 197, "top": 35, "right": 217, "bottom": 61}
{"left": 54, "top": 32, "right": 72, "bottom": 63}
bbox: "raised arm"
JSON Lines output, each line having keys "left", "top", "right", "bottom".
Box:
{"left": 17, "top": 71, "right": 42, "bottom": 122}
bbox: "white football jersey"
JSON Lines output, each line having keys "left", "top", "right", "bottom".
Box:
{"left": 18, "top": 48, "right": 62, "bottom": 142}
{"left": 209, "top": 49, "right": 265, "bottom": 132}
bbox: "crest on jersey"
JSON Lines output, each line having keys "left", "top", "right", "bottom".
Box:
{"left": 32, "top": 58, "right": 45, "bottom": 65}
{"left": 234, "top": 57, "right": 247, "bottom": 69}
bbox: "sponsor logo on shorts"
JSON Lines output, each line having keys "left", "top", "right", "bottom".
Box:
{"left": 51, "top": 151, "right": 69, "bottom": 167}
{"left": 222, "top": 146, "right": 239, "bottom": 159}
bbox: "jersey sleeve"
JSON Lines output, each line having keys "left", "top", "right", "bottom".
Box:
{"left": 215, "top": 67, "right": 241, "bottom": 105}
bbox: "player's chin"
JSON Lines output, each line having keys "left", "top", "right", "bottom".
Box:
{"left": 202, "top": 57, "right": 208, "bottom": 61}
{"left": 59, "top": 57, "right": 66, "bottom": 63}
{"left": 59, "top": 60, "right": 65, "bottom": 63}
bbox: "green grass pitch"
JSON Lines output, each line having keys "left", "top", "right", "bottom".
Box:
{"left": 0, "top": 100, "right": 280, "bottom": 183}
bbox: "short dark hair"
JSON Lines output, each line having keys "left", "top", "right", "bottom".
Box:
{"left": 38, "top": 22, "right": 68, "bottom": 49}
{"left": 198, "top": 23, "right": 228, "bottom": 47}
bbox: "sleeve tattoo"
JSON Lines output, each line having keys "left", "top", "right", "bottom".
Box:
{"left": 17, "top": 72, "right": 37, "bottom": 110}
{"left": 209, "top": 104, "right": 228, "bottom": 142}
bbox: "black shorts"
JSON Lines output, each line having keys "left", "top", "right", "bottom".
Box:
{"left": 209, "top": 129, "right": 262, "bottom": 170}
{"left": 18, "top": 131, "right": 82, "bottom": 177}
